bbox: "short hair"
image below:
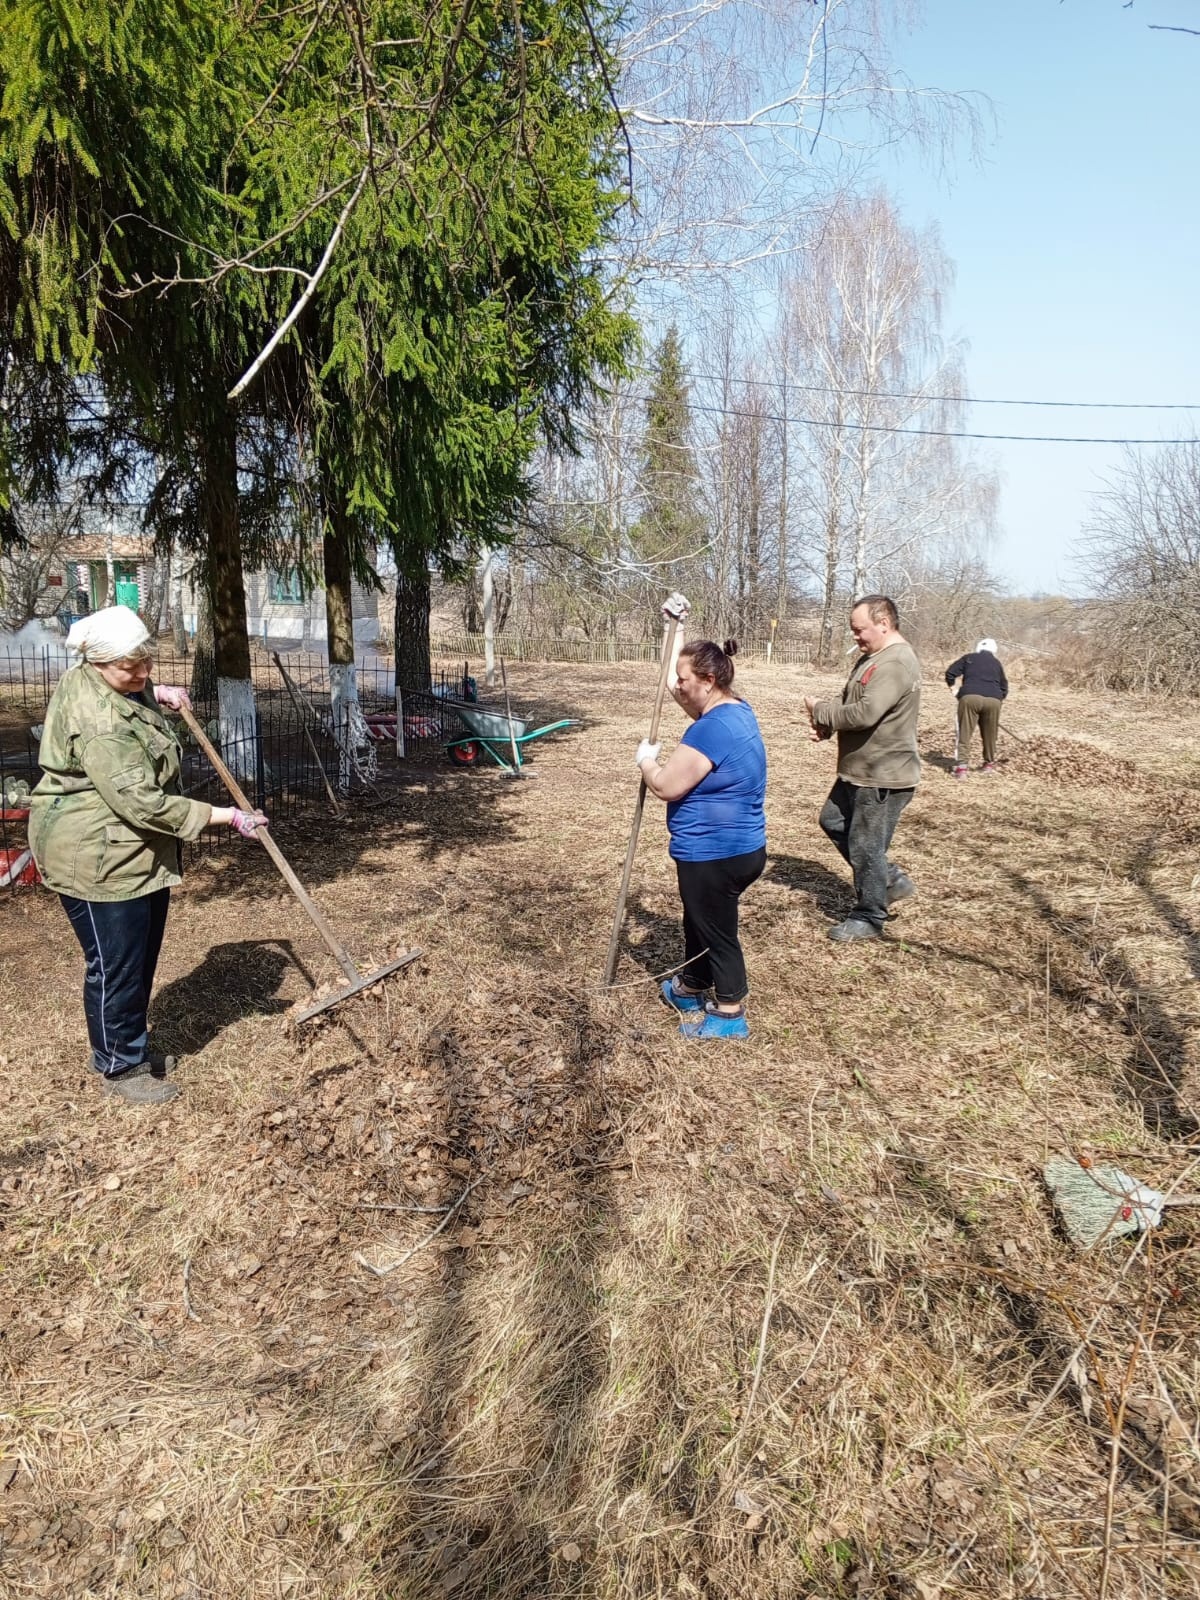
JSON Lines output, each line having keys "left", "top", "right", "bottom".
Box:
{"left": 679, "top": 637, "right": 738, "bottom": 691}
{"left": 851, "top": 594, "right": 898, "bottom": 630}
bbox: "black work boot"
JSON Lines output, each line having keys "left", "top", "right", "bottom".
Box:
{"left": 146, "top": 1051, "right": 178, "bottom": 1078}
{"left": 102, "top": 1062, "right": 179, "bottom": 1105}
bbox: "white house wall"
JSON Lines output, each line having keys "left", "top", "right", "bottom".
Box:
{"left": 181, "top": 567, "right": 382, "bottom": 645}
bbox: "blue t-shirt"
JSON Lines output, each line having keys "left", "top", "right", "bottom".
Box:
{"left": 666, "top": 699, "right": 767, "bottom": 862}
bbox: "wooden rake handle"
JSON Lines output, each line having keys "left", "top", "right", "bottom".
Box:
{"left": 602, "top": 610, "right": 682, "bottom": 986}
{"left": 178, "top": 704, "right": 359, "bottom": 983}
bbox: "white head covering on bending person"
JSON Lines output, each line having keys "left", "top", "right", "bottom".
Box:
{"left": 66, "top": 605, "right": 151, "bottom": 666}
{"left": 976, "top": 637, "right": 998, "bottom": 655}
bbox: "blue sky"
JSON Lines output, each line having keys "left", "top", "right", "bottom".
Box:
{"left": 875, "top": 0, "right": 1200, "bottom": 595}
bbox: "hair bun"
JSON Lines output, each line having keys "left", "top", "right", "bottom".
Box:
{"left": 722, "top": 638, "right": 738, "bottom": 658}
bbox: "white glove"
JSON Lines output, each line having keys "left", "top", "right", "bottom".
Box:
{"left": 636, "top": 739, "right": 661, "bottom": 767}
{"left": 662, "top": 592, "right": 690, "bottom": 623}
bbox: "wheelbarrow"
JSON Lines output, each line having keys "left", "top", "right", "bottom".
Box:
{"left": 443, "top": 701, "right": 576, "bottom": 772}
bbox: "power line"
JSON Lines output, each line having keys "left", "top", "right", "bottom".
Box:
{"left": 686, "top": 399, "right": 1198, "bottom": 446}
{"left": 678, "top": 368, "right": 1200, "bottom": 412}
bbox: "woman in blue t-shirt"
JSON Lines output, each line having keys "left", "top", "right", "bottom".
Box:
{"left": 635, "top": 635, "right": 767, "bottom": 1039}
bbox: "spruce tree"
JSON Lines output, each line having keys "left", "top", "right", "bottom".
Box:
{"left": 636, "top": 325, "right": 704, "bottom": 577}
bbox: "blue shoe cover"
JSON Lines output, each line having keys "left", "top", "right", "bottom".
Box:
{"left": 680, "top": 1008, "right": 749, "bottom": 1041}
{"left": 661, "top": 978, "right": 705, "bottom": 1012}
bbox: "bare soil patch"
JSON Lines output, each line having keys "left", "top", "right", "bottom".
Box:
{"left": 3, "top": 661, "right": 1200, "bottom": 1599}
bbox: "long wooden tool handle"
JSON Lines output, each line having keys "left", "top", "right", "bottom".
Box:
{"left": 602, "top": 613, "right": 681, "bottom": 986}
{"left": 179, "top": 704, "right": 359, "bottom": 982}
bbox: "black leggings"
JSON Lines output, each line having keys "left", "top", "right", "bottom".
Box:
{"left": 674, "top": 847, "right": 766, "bottom": 1004}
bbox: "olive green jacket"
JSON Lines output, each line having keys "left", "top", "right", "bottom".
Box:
{"left": 29, "top": 665, "right": 212, "bottom": 901}
{"left": 812, "top": 639, "right": 922, "bottom": 789}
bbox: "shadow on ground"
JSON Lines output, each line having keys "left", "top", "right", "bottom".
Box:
{"left": 370, "top": 992, "right": 618, "bottom": 1594}
{"left": 149, "top": 938, "right": 300, "bottom": 1054}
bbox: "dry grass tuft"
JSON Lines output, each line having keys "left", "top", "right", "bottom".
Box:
{"left": 3, "top": 662, "right": 1200, "bottom": 1597}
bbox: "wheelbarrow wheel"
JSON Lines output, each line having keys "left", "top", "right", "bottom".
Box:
{"left": 448, "top": 740, "right": 483, "bottom": 768}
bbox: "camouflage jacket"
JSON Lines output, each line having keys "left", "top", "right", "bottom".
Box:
{"left": 29, "top": 665, "right": 212, "bottom": 901}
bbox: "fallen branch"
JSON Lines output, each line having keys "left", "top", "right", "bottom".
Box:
{"left": 354, "top": 1175, "right": 485, "bottom": 1277}
{"left": 581, "top": 949, "right": 710, "bottom": 994}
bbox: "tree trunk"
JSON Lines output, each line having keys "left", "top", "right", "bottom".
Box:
{"left": 745, "top": 419, "right": 762, "bottom": 639}
{"left": 393, "top": 555, "right": 432, "bottom": 692}
{"left": 818, "top": 504, "right": 841, "bottom": 666}
{"left": 171, "top": 545, "right": 189, "bottom": 656}
{"left": 480, "top": 544, "right": 496, "bottom": 687}
{"left": 775, "top": 407, "right": 789, "bottom": 627}
{"left": 324, "top": 502, "right": 362, "bottom": 792}
{"left": 201, "top": 403, "right": 255, "bottom": 777}
{"left": 190, "top": 584, "right": 217, "bottom": 704}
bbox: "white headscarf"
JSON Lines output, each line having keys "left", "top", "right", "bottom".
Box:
{"left": 976, "top": 637, "right": 998, "bottom": 654}
{"left": 66, "top": 605, "right": 151, "bottom": 666}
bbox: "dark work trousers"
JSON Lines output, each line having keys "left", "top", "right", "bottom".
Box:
{"left": 819, "top": 780, "right": 913, "bottom": 930}
{"left": 674, "top": 847, "right": 766, "bottom": 1004}
{"left": 60, "top": 888, "right": 170, "bottom": 1076}
{"left": 956, "top": 694, "right": 1002, "bottom": 765}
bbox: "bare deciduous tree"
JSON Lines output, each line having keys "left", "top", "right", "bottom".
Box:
{"left": 1076, "top": 442, "right": 1200, "bottom": 693}
{"left": 779, "top": 194, "right": 996, "bottom": 657}
{"left": 0, "top": 491, "right": 85, "bottom": 632}
{"left": 617, "top": 0, "right": 984, "bottom": 284}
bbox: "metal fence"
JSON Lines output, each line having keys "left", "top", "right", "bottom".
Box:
{"left": 429, "top": 631, "right": 813, "bottom": 666}
{"left": 0, "top": 648, "right": 479, "bottom": 899}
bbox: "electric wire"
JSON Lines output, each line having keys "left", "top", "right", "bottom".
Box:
{"left": 679, "top": 369, "right": 1200, "bottom": 411}
{"left": 685, "top": 400, "right": 1198, "bottom": 447}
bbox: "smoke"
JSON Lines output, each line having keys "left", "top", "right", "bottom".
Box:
{"left": 0, "top": 619, "right": 70, "bottom": 653}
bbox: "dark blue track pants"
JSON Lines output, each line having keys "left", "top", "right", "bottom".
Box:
{"left": 60, "top": 889, "right": 170, "bottom": 1076}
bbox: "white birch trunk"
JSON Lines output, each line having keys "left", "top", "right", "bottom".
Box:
{"left": 329, "top": 661, "right": 360, "bottom": 793}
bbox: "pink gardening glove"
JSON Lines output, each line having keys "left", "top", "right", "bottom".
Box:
{"left": 154, "top": 684, "right": 192, "bottom": 712}
{"left": 229, "top": 807, "right": 268, "bottom": 838}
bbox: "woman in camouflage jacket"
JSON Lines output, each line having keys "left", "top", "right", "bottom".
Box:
{"left": 30, "top": 607, "right": 267, "bottom": 1104}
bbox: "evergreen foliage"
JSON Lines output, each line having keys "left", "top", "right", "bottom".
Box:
{"left": 0, "top": 0, "right": 636, "bottom": 662}
{"left": 634, "top": 323, "right": 704, "bottom": 570}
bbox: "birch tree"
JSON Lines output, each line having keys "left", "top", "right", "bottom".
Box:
{"left": 616, "top": 0, "right": 983, "bottom": 285}
{"left": 782, "top": 194, "right": 995, "bottom": 656}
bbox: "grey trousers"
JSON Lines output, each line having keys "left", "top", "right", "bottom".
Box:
{"left": 819, "top": 779, "right": 914, "bottom": 930}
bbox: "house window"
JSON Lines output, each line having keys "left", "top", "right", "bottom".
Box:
{"left": 268, "top": 567, "right": 304, "bottom": 603}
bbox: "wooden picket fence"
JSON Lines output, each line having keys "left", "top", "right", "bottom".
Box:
{"left": 431, "top": 632, "right": 813, "bottom": 667}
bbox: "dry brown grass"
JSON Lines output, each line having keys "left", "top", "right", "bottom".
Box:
{"left": 3, "top": 660, "right": 1200, "bottom": 1598}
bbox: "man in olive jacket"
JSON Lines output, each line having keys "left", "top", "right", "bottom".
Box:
{"left": 803, "top": 595, "right": 921, "bottom": 941}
